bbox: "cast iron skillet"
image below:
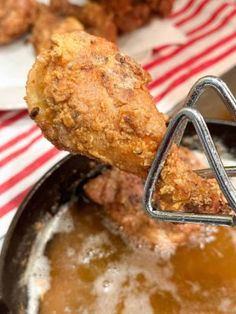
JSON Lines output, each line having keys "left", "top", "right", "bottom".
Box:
{"left": 0, "top": 120, "right": 235, "bottom": 314}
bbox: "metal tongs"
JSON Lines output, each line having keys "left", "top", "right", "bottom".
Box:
{"left": 144, "top": 76, "right": 236, "bottom": 226}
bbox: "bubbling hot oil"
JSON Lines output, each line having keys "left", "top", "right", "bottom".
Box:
{"left": 39, "top": 203, "right": 236, "bottom": 314}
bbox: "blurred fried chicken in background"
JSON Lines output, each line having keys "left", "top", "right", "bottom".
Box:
{"left": 0, "top": 0, "right": 174, "bottom": 51}
{"left": 51, "top": 0, "right": 174, "bottom": 34}
{"left": 0, "top": 0, "right": 117, "bottom": 49}
{"left": 31, "top": 4, "right": 83, "bottom": 54}
{"left": 147, "top": 0, "right": 174, "bottom": 16}
{"left": 0, "top": 0, "right": 36, "bottom": 44}
{"left": 50, "top": 0, "right": 117, "bottom": 43}
{"left": 94, "top": 0, "right": 174, "bottom": 33}
{"left": 87, "top": 0, "right": 151, "bottom": 33}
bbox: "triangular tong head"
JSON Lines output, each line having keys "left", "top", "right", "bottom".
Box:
{"left": 144, "top": 76, "right": 236, "bottom": 226}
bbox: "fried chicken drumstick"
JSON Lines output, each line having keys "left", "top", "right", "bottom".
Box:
{"left": 26, "top": 31, "right": 230, "bottom": 217}
{"left": 84, "top": 148, "right": 216, "bottom": 255}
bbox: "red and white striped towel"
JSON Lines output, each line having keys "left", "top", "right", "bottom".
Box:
{"left": 1, "top": 0, "right": 236, "bottom": 248}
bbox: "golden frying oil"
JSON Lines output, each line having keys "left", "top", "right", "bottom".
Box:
{"left": 40, "top": 203, "right": 236, "bottom": 314}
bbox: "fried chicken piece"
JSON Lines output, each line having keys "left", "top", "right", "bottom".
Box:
{"left": 26, "top": 31, "right": 166, "bottom": 176}
{"left": 49, "top": 0, "right": 69, "bottom": 13}
{"left": 50, "top": 0, "right": 174, "bottom": 35}
{"left": 146, "top": 0, "right": 175, "bottom": 17}
{"left": 94, "top": 0, "right": 174, "bottom": 33}
{"left": 25, "top": 31, "right": 230, "bottom": 215}
{"left": 96, "top": 0, "right": 151, "bottom": 33}
{"left": 84, "top": 161, "right": 216, "bottom": 255}
{"left": 50, "top": 0, "right": 117, "bottom": 42}
{"left": 31, "top": 4, "right": 83, "bottom": 54}
{"left": 0, "top": 0, "right": 36, "bottom": 45}
{"left": 113, "top": 3, "right": 151, "bottom": 33}
{"left": 73, "top": 2, "right": 117, "bottom": 43}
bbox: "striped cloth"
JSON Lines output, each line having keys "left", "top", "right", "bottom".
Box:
{"left": 1, "top": 0, "right": 236, "bottom": 248}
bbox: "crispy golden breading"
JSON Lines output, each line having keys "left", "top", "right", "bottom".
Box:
{"left": 26, "top": 31, "right": 166, "bottom": 176}
{"left": 156, "top": 145, "right": 230, "bottom": 214}
{"left": 50, "top": 0, "right": 117, "bottom": 42}
{"left": 174, "top": 146, "right": 203, "bottom": 170}
{"left": 31, "top": 5, "right": 83, "bottom": 54}
{"left": 84, "top": 162, "right": 216, "bottom": 253}
{"left": 0, "top": 0, "right": 36, "bottom": 44}
{"left": 25, "top": 31, "right": 230, "bottom": 216}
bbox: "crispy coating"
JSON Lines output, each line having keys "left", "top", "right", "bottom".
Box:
{"left": 156, "top": 145, "right": 230, "bottom": 214}
{"left": 50, "top": 0, "right": 117, "bottom": 42}
{"left": 31, "top": 5, "right": 83, "bottom": 54}
{"left": 0, "top": 0, "right": 36, "bottom": 44}
{"left": 26, "top": 31, "right": 230, "bottom": 216}
{"left": 84, "top": 157, "right": 216, "bottom": 253}
{"left": 26, "top": 31, "right": 166, "bottom": 177}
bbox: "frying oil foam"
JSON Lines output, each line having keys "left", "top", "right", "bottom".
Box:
{"left": 91, "top": 250, "right": 178, "bottom": 314}
{"left": 21, "top": 205, "right": 74, "bottom": 314}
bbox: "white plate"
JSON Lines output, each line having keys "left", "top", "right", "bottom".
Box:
{"left": 0, "top": 38, "right": 35, "bottom": 110}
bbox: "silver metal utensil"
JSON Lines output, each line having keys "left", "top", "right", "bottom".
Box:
{"left": 144, "top": 76, "right": 236, "bottom": 226}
